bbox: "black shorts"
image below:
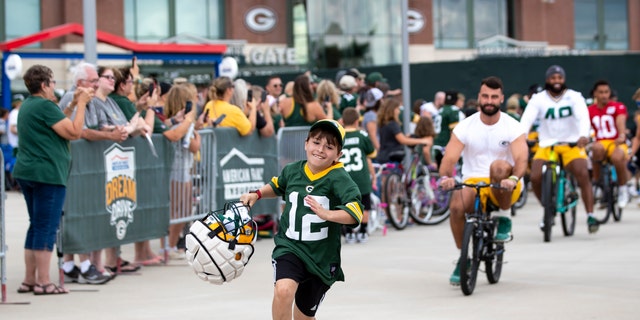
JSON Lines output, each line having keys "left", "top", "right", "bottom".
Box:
{"left": 361, "top": 193, "right": 371, "bottom": 211}
{"left": 273, "top": 253, "right": 330, "bottom": 317}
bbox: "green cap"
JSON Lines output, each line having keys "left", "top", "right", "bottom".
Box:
{"left": 310, "top": 119, "right": 345, "bottom": 148}
{"left": 366, "top": 72, "right": 386, "bottom": 85}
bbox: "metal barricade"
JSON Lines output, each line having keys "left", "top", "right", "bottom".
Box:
{"left": 276, "top": 126, "right": 310, "bottom": 170}
{"left": 169, "top": 128, "right": 216, "bottom": 225}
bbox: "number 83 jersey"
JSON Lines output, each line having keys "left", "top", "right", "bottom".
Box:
{"left": 269, "top": 160, "right": 363, "bottom": 285}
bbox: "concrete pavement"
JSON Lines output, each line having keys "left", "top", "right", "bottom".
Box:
{"left": 2, "top": 190, "right": 639, "bottom": 319}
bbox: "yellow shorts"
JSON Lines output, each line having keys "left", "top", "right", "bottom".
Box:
{"left": 596, "top": 140, "right": 629, "bottom": 160}
{"left": 533, "top": 145, "right": 588, "bottom": 167}
{"left": 464, "top": 177, "right": 523, "bottom": 212}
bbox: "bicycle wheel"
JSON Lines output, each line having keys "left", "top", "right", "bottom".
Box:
{"left": 460, "top": 221, "right": 481, "bottom": 296}
{"left": 409, "top": 174, "right": 448, "bottom": 225}
{"left": 611, "top": 183, "right": 623, "bottom": 222}
{"left": 592, "top": 183, "right": 610, "bottom": 224}
{"left": 561, "top": 175, "right": 577, "bottom": 236}
{"left": 540, "top": 167, "right": 556, "bottom": 242}
{"left": 430, "top": 172, "right": 452, "bottom": 217}
{"left": 384, "top": 172, "right": 409, "bottom": 230}
{"left": 486, "top": 217, "right": 504, "bottom": 284}
{"left": 367, "top": 193, "right": 386, "bottom": 234}
{"left": 513, "top": 185, "right": 527, "bottom": 209}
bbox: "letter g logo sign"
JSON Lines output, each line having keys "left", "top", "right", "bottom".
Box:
{"left": 245, "top": 7, "right": 277, "bottom": 33}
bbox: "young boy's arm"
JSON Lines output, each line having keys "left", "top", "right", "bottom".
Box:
{"left": 304, "top": 195, "right": 358, "bottom": 225}
{"left": 240, "top": 184, "right": 277, "bottom": 207}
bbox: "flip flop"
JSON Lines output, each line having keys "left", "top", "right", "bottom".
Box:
{"left": 33, "top": 283, "right": 68, "bottom": 295}
{"left": 106, "top": 261, "right": 141, "bottom": 273}
{"left": 17, "top": 282, "right": 35, "bottom": 294}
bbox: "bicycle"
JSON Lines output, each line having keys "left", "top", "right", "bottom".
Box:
{"left": 367, "top": 192, "right": 388, "bottom": 235}
{"left": 452, "top": 181, "right": 509, "bottom": 296}
{"left": 591, "top": 144, "right": 623, "bottom": 224}
{"left": 374, "top": 161, "right": 410, "bottom": 230}
{"left": 404, "top": 147, "right": 450, "bottom": 225}
{"left": 539, "top": 140, "right": 578, "bottom": 242}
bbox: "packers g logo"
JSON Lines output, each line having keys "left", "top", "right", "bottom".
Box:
{"left": 104, "top": 144, "right": 137, "bottom": 240}
{"left": 305, "top": 185, "right": 314, "bottom": 193}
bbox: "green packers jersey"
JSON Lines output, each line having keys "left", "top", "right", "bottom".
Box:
{"left": 269, "top": 161, "right": 363, "bottom": 286}
{"left": 340, "top": 129, "right": 377, "bottom": 194}
{"left": 434, "top": 105, "right": 464, "bottom": 147}
{"left": 339, "top": 92, "right": 358, "bottom": 113}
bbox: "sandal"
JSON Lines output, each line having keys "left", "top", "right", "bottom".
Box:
{"left": 106, "top": 261, "right": 140, "bottom": 273}
{"left": 33, "top": 283, "right": 68, "bottom": 295}
{"left": 17, "top": 282, "right": 35, "bottom": 294}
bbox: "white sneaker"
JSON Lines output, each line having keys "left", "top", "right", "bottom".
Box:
{"left": 627, "top": 184, "right": 638, "bottom": 197}
{"left": 618, "top": 185, "right": 629, "bottom": 208}
{"left": 356, "top": 233, "right": 369, "bottom": 243}
{"left": 345, "top": 233, "right": 356, "bottom": 244}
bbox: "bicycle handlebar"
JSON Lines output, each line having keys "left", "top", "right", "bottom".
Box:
{"left": 448, "top": 182, "right": 506, "bottom": 191}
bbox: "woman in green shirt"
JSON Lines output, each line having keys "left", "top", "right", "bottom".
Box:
{"left": 14, "top": 65, "right": 90, "bottom": 295}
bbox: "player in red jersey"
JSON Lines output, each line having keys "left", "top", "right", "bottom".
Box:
{"left": 588, "top": 79, "right": 629, "bottom": 207}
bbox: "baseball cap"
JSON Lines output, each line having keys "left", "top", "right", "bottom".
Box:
{"left": 12, "top": 94, "right": 24, "bottom": 102}
{"left": 444, "top": 91, "right": 458, "bottom": 105}
{"left": 366, "top": 72, "right": 386, "bottom": 85}
{"left": 347, "top": 68, "right": 365, "bottom": 80}
{"left": 545, "top": 65, "right": 565, "bottom": 79}
{"left": 310, "top": 119, "right": 345, "bottom": 148}
{"left": 364, "top": 88, "right": 384, "bottom": 107}
{"left": 339, "top": 75, "right": 357, "bottom": 90}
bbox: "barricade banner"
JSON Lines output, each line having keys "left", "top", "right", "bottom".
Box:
{"left": 213, "top": 128, "right": 279, "bottom": 216}
{"left": 62, "top": 135, "right": 173, "bottom": 253}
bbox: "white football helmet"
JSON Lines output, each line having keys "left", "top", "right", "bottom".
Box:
{"left": 185, "top": 202, "right": 257, "bottom": 285}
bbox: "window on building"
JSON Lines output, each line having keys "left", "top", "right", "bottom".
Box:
{"left": 4, "top": 0, "right": 41, "bottom": 47}
{"left": 433, "top": 0, "right": 507, "bottom": 49}
{"left": 293, "top": 0, "right": 402, "bottom": 69}
{"left": 575, "top": 0, "right": 628, "bottom": 50}
{"left": 125, "top": 0, "right": 223, "bottom": 43}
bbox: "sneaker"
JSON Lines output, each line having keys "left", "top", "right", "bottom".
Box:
{"left": 494, "top": 217, "right": 512, "bottom": 241}
{"left": 345, "top": 233, "right": 356, "bottom": 244}
{"left": 450, "top": 261, "right": 461, "bottom": 286}
{"left": 63, "top": 266, "right": 81, "bottom": 283}
{"left": 356, "top": 232, "right": 369, "bottom": 243}
{"left": 587, "top": 215, "right": 600, "bottom": 234}
{"left": 78, "top": 265, "right": 111, "bottom": 285}
{"left": 618, "top": 186, "right": 629, "bottom": 208}
{"left": 168, "top": 249, "right": 186, "bottom": 260}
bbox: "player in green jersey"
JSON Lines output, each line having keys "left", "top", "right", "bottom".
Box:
{"left": 340, "top": 107, "right": 377, "bottom": 243}
{"left": 241, "top": 119, "right": 363, "bottom": 320}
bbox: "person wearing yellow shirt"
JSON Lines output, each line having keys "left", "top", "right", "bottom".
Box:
{"left": 203, "top": 76, "right": 255, "bottom": 136}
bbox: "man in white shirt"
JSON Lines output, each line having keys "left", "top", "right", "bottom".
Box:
{"left": 439, "top": 76, "right": 528, "bottom": 286}
{"left": 520, "top": 65, "right": 598, "bottom": 233}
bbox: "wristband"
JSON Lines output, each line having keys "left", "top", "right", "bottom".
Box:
{"left": 508, "top": 175, "right": 519, "bottom": 183}
{"left": 250, "top": 189, "right": 262, "bottom": 200}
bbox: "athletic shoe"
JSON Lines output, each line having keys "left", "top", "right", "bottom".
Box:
{"left": 63, "top": 265, "right": 81, "bottom": 283}
{"left": 168, "top": 249, "right": 186, "bottom": 260}
{"left": 618, "top": 186, "right": 629, "bottom": 208}
{"left": 345, "top": 233, "right": 356, "bottom": 244}
{"left": 587, "top": 216, "right": 600, "bottom": 234}
{"left": 494, "top": 217, "right": 512, "bottom": 241}
{"left": 78, "top": 265, "right": 111, "bottom": 285}
{"left": 356, "top": 232, "right": 369, "bottom": 243}
{"left": 450, "top": 261, "right": 460, "bottom": 286}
